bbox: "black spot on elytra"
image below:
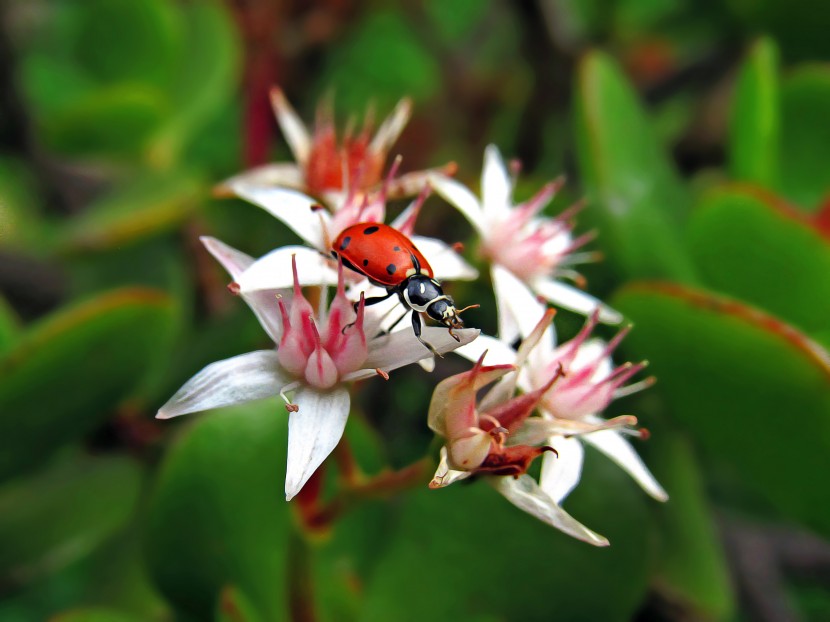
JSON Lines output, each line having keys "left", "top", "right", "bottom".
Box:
{"left": 393, "top": 246, "right": 401, "bottom": 251}
{"left": 386, "top": 263, "right": 397, "bottom": 275}
{"left": 362, "top": 259, "right": 369, "bottom": 267}
{"left": 339, "top": 236, "right": 351, "bottom": 251}
{"left": 363, "top": 225, "right": 379, "bottom": 235}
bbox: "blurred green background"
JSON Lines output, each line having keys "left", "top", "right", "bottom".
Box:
{"left": 1, "top": 0, "right": 830, "bottom": 620}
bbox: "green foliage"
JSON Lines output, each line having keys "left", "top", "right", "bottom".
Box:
{"left": 361, "top": 454, "right": 653, "bottom": 622}
{"left": 0, "top": 289, "right": 175, "bottom": 480}
{"left": 688, "top": 186, "right": 830, "bottom": 342}
{"left": 0, "top": 453, "right": 142, "bottom": 589}
{"left": 613, "top": 284, "right": 830, "bottom": 537}
{"left": 573, "top": 52, "right": 697, "bottom": 283}
{"left": 729, "top": 38, "right": 780, "bottom": 188}
{"left": 650, "top": 434, "right": 734, "bottom": 620}
{"left": 145, "top": 402, "right": 291, "bottom": 621}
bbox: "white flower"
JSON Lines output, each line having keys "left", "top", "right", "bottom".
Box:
{"left": 156, "top": 237, "right": 478, "bottom": 501}
{"left": 217, "top": 87, "right": 453, "bottom": 208}
{"left": 427, "top": 352, "right": 608, "bottom": 546}
{"left": 457, "top": 309, "right": 668, "bottom": 507}
{"left": 430, "top": 144, "right": 622, "bottom": 343}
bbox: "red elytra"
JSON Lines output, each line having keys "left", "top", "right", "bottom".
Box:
{"left": 331, "top": 223, "right": 433, "bottom": 287}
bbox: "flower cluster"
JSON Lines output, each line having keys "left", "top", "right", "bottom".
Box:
{"left": 157, "top": 90, "right": 666, "bottom": 544}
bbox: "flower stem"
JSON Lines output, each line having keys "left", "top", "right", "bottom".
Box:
{"left": 288, "top": 529, "right": 317, "bottom": 622}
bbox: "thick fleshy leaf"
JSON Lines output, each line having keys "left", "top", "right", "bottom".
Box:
{"left": 0, "top": 453, "right": 141, "bottom": 587}
{"left": 285, "top": 385, "right": 350, "bottom": 500}
{"left": 409, "top": 235, "right": 478, "bottom": 281}
{"left": 148, "top": 1, "right": 240, "bottom": 166}
{"left": 573, "top": 52, "right": 697, "bottom": 282}
{"left": 156, "top": 350, "right": 288, "bottom": 419}
{"left": 59, "top": 172, "right": 204, "bottom": 251}
{"left": 540, "top": 435, "right": 585, "bottom": 504}
{"left": 494, "top": 475, "right": 608, "bottom": 546}
{"left": 613, "top": 283, "right": 830, "bottom": 535}
{"left": 779, "top": 65, "right": 830, "bottom": 211}
{"left": 146, "top": 402, "right": 292, "bottom": 621}
{"left": 363, "top": 327, "right": 479, "bottom": 371}
{"left": 688, "top": 186, "right": 830, "bottom": 340}
{"left": 42, "top": 84, "right": 168, "bottom": 158}
{"left": 236, "top": 246, "right": 338, "bottom": 293}
{"left": 229, "top": 184, "right": 329, "bottom": 250}
{"left": 0, "top": 289, "right": 174, "bottom": 481}
{"left": 650, "top": 433, "right": 735, "bottom": 620}
{"left": 582, "top": 426, "right": 668, "bottom": 502}
{"left": 427, "top": 174, "right": 485, "bottom": 235}
{"left": 532, "top": 276, "right": 623, "bottom": 324}
{"left": 51, "top": 609, "right": 146, "bottom": 622}
{"left": 362, "top": 453, "right": 652, "bottom": 621}
{"left": 0, "top": 296, "right": 20, "bottom": 354}
{"left": 215, "top": 586, "right": 264, "bottom": 622}
{"left": 729, "top": 38, "right": 780, "bottom": 188}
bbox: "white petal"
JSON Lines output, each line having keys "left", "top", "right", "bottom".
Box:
{"left": 493, "top": 475, "right": 609, "bottom": 546}
{"left": 365, "top": 327, "right": 479, "bottom": 371}
{"left": 271, "top": 88, "right": 311, "bottom": 165}
{"left": 285, "top": 385, "right": 350, "bottom": 500}
{"left": 428, "top": 174, "right": 485, "bottom": 235}
{"left": 492, "top": 265, "right": 547, "bottom": 344}
{"left": 229, "top": 184, "right": 329, "bottom": 250}
{"left": 216, "top": 163, "right": 304, "bottom": 195}
{"left": 481, "top": 145, "right": 512, "bottom": 225}
{"left": 156, "top": 351, "right": 287, "bottom": 419}
{"left": 582, "top": 428, "right": 669, "bottom": 502}
{"left": 410, "top": 235, "right": 478, "bottom": 281}
{"left": 454, "top": 333, "right": 518, "bottom": 366}
{"left": 532, "top": 278, "right": 623, "bottom": 324}
{"left": 429, "top": 446, "right": 473, "bottom": 488}
{"left": 370, "top": 97, "right": 412, "bottom": 153}
{"left": 202, "top": 236, "right": 284, "bottom": 343}
{"left": 540, "top": 436, "right": 585, "bottom": 504}
{"left": 237, "top": 246, "right": 338, "bottom": 293}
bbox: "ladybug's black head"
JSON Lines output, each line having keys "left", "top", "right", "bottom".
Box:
{"left": 402, "top": 275, "right": 476, "bottom": 341}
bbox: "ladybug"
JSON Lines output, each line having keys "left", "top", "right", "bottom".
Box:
{"left": 331, "top": 223, "right": 476, "bottom": 353}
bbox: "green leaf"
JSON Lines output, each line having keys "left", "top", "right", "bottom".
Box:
{"left": 319, "top": 11, "right": 441, "bottom": 113}
{"left": 0, "top": 289, "right": 175, "bottom": 480}
{"left": 51, "top": 608, "right": 146, "bottom": 622}
{"left": 688, "top": 185, "right": 830, "bottom": 339}
{"left": 215, "top": 586, "right": 264, "bottom": 622}
{"left": 73, "top": 0, "right": 182, "bottom": 89}
{"left": 0, "top": 453, "right": 142, "bottom": 587}
{"left": 41, "top": 84, "right": 169, "bottom": 159}
{"left": 145, "top": 402, "right": 291, "bottom": 621}
{"left": 0, "top": 156, "right": 46, "bottom": 251}
{"left": 651, "top": 433, "right": 734, "bottom": 620}
{"left": 729, "top": 38, "right": 780, "bottom": 188}
{"left": 59, "top": 172, "right": 205, "bottom": 252}
{"left": 361, "top": 454, "right": 653, "bottom": 621}
{"left": 0, "top": 296, "right": 20, "bottom": 355}
{"left": 148, "top": 1, "right": 241, "bottom": 169}
{"left": 779, "top": 65, "right": 830, "bottom": 211}
{"left": 612, "top": 283, "right": 830, "bottom": 536}
{"left": 573, "top": 51, "right": 697, "bottom": 283}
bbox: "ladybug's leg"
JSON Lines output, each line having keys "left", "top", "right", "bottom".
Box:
{"left": 411, "top": 311, "right": 442, "bottom": 358}
{"left": 342, "top": 292, "right": 395, "bottom": 334}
